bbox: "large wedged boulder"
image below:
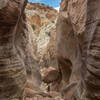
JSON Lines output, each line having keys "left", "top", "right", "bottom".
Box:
{"left": 41, "top": 67, "right": 59, "bottom": 84}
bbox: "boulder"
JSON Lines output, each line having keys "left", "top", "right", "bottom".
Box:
{"left": 41, "top": 67, "right": 59, "bottom": 84}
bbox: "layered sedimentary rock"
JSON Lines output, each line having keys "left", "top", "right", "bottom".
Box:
{"left": 56, "top": 0, "right": 100, "bottom": 100}
{"left": 26, "top": 3, "right": 58, "bottom": 68}
{"left": 0, "top": 0, "right": 42, "bottom": 99}
{"left": 0, "top": 0, "right": 27, "bottom": 99}
{"left": 16, "top": 21, "right": 42, "bottom": 91}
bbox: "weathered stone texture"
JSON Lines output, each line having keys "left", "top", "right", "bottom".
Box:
{"left": 0, "top": 0, "right": 42, "bottom": 99}
{"left": 56, "top": 0, "right": 100, "bottom": 100}
{"left": 26, "top": 3, "right": 58, "bottom": 68}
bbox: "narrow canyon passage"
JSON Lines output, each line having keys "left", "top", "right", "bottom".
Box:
{"left": 0, "top": 0, "right": 100, "bottom": 100}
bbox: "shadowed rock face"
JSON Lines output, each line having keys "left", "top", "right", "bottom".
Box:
{"left": 56, "top": 0, "right": 81, "bottom": 92}
{"left": 0, "top": 0, "right": 27, "bottom": 99}
{"left": 56, "top": 0, "right": 100, "bottom": 99}
{"left": 0, "top": 0, "right": 42, "bottom": 99}
{"left": 26, "top": 3, "right": 58, "bottom": 68}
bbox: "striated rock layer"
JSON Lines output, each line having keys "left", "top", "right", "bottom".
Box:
{"left": 26, "top": 3, "right": 58, "bottom": 68}
{"left": 56, "top": 0, "right": 100, "bottom": 100}
{"left": 0, "top": 0, "right": 27, "bottom": 99}
{"left": 0, "top": 0, "right": 42, "bottom": 99}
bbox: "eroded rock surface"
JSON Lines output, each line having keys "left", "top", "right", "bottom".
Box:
{"left": 0, "top": 0, "right": 27, "bottom": 99}
{"left": 26, "top": 3, "right": 58, "bottom": 68}
{"left": 0, "top": 0, "right": 42, "bottom": 99}
{"left": 56, "top": 0, "right": 100, "bottom": 100}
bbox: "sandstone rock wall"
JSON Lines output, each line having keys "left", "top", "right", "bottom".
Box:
{"left": 56, "top": 0, "right": 100, "bottom": 100}
{"left": 0, "top": 1, "right": 43, "bottom": 99}
{"left": 0, "top": 0, "right": 27, "bottom": 99}
{"left": 26, "top": 3, "right": 58, "bottom": 68}
{"left": 15, "top": 19, "right": 42, "bottom": 90}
